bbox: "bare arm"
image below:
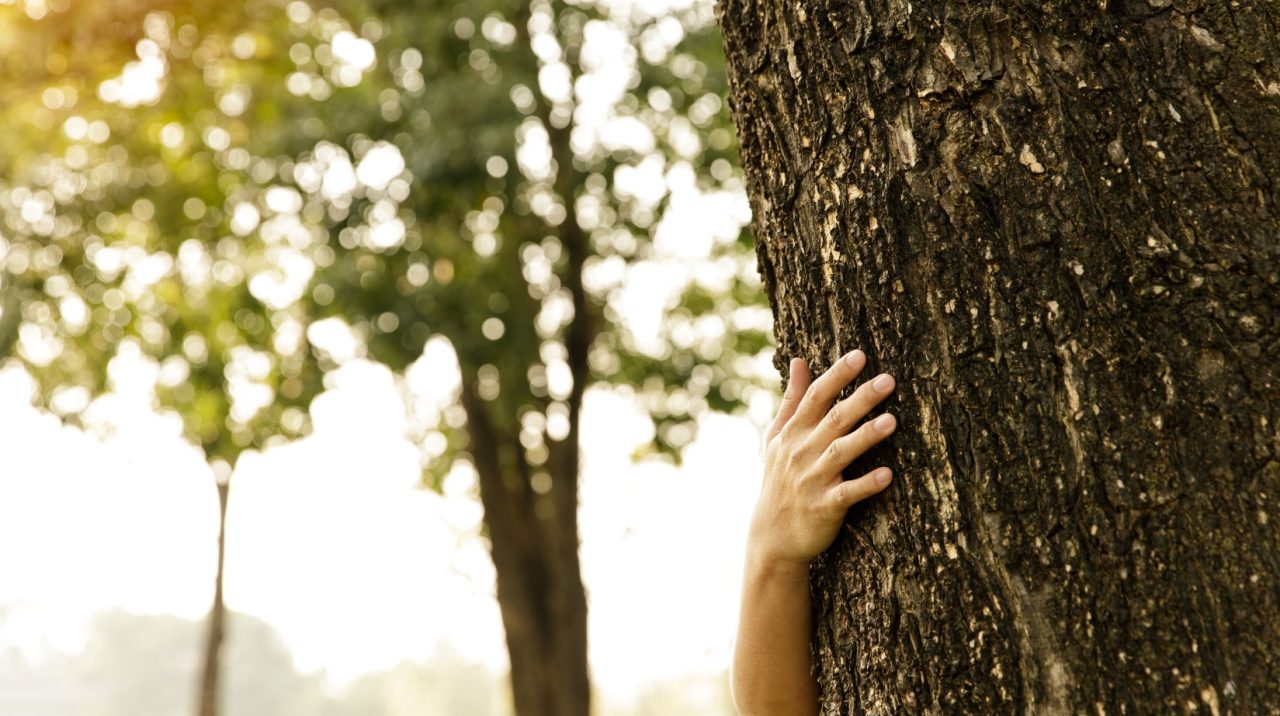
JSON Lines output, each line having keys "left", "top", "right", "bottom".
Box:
{"left": 731, "top": 350, "right": 898, "bottom": 716}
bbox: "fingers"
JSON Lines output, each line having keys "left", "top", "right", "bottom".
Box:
{"left": 818, "top": 412, "right": 897, "bottom": 473}
{"left": 826, "top": 467, "right": 894, "bottom": 511}
{"left": 791, "top": 349, "right": 867, "bottom": 427}
{"left": 813, "top": 371, "right": 896, "bottom": 443}
{"left": 767, "top": 357, "right": 810, "bottom": 442}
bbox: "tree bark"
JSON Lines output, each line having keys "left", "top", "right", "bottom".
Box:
{"left": 719, "top": 1, "right": 1279, "bottom": 713}
{"left": 196, "top": 478, "right": 230, "bottom": 716}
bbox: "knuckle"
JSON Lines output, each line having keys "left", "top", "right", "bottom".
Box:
{"left": 842, "top": 482, "right": 863, "bottom": 507}
{"left": 847, "top": 387, "right": 874, "bottom": 416}
{"left": 842, "top": 482, "right": 866, "bottom": 507}
{"left": 854, "top": 419, "right": 878, "bottom": 443}
{"left": 778, "top": 421, "right": 798, "bottom": 442}
{"left": 780, "top": 442, "right": 801, "bottom": 467}
{"left": 830, "top": 482, "right": 848, "bottom": 505}
{"left": 822, "top": 404, "right": 845, "bottom": 430}
{"left": 824, "top": 440, "right": 844, "bottom": 465}
{"left": 801, "top": 381, "right": 820, "bottom": 404}
{"left": 822, "top": 361, "right": 851, "bottom": 384}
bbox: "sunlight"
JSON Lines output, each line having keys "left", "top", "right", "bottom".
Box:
{"left": 355, "top": 143, "right": 406, "bottom": 192}
{"left": 98, "top": 41, "right": 166, "bottom": 108}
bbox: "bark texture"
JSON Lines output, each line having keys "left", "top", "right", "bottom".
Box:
{"left": 719, "top": 1, "right": 1280, "bottom": 713}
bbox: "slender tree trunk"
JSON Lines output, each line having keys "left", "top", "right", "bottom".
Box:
{"left": 196, "top": 477, "right": 230, "bottom": 716}
{"left": 720, "top": 1, "right": 1279, "bottom": 713}
{"left": 460, "top": 377, "right": 590, "bottom": 716}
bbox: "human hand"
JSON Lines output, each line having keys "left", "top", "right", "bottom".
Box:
{"left": 748, "top": 350, "right": 898, "bottom": 570}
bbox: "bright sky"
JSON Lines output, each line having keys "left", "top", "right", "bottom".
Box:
{"left": 0, "top": 342, "right": 773, "bottom": 707}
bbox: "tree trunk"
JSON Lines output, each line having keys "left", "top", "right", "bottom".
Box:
{"left": 459, "top": 376, "right": 590, "bottom": 716}
{"left": 196, "top": 477, "right": 230, "bottom": 716}
{"left": 720, "top": 2, "right": 1279, "bottom": 713}
{"left": 433, "top": 6, "right": 595, "bottom": 713}
{"left": 457, "top": 12, "right": 595, "bottom": 710}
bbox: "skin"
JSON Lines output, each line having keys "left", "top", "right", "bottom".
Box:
{"left": 731, "top": 349, "right": 898, "bottom": 716}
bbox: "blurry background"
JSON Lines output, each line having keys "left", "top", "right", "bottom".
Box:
{"left": 0, "top": 0, "right": 777, "bottom": 713}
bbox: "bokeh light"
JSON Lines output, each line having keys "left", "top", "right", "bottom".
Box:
{"left": 0, "top": 0, "right": 776, "bottom": 712}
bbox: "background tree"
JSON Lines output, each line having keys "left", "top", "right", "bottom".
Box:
{"left": 74, "top": 611, "right": 332, "bottom": 716}
{"left": 0, "top": 1, "right": 770, "bottom": 714}
{"left": 719, "top": 1, "right": 1279, "bottom": 712}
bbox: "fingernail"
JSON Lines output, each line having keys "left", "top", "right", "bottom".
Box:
{"left": 874, "top": 413, "right": 895, "bottom": 432}
{"left": 873, "top": 374, "right": 895, "bottom": 393}
{"left": 844, "top": 349, "right": 864, "bottom": 366}
{"left": 875, "top": 468, "right": 893, "bottom": 485}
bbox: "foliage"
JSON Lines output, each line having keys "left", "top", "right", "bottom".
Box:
{"left": 0, "top": 0, "right": 770, "bottom": 485}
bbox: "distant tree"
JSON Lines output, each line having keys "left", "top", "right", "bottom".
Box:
{"left": 0, "top": 1, "right": 770, "bottom": 715}
{"left": 73, "top": 610, "right": 331, "bottom": 716}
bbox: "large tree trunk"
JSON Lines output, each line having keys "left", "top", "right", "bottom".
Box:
{"left": 720, "top": 1, "right": 1279, "bottom": 713}
{"left": 196, "top": 478, "right": 230, "bottom": 716}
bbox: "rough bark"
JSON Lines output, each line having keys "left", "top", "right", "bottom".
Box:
{"left": 196, "top": 478, "right": 230, "bottom": 716}
{"left": 719, "top": 1, "right": 1280, "bottom": 713}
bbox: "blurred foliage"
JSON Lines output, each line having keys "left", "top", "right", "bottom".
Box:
{"left": 0, "top": 0, "right": 771, "bottom": 486}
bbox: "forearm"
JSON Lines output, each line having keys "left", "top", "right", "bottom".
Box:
{"left": 731, "top": 550, "right": 818, "bottom": 716}
{"left": 732, "top": 351, "right": 897, "bottom": 715}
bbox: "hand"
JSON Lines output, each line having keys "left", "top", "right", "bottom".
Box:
{"left": 749, "top": 349, "right": 898, "bottom": 569}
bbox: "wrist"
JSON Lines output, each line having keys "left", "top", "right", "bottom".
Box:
{"left": 744, "top": 545, "right": 811, "bottom": 581}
